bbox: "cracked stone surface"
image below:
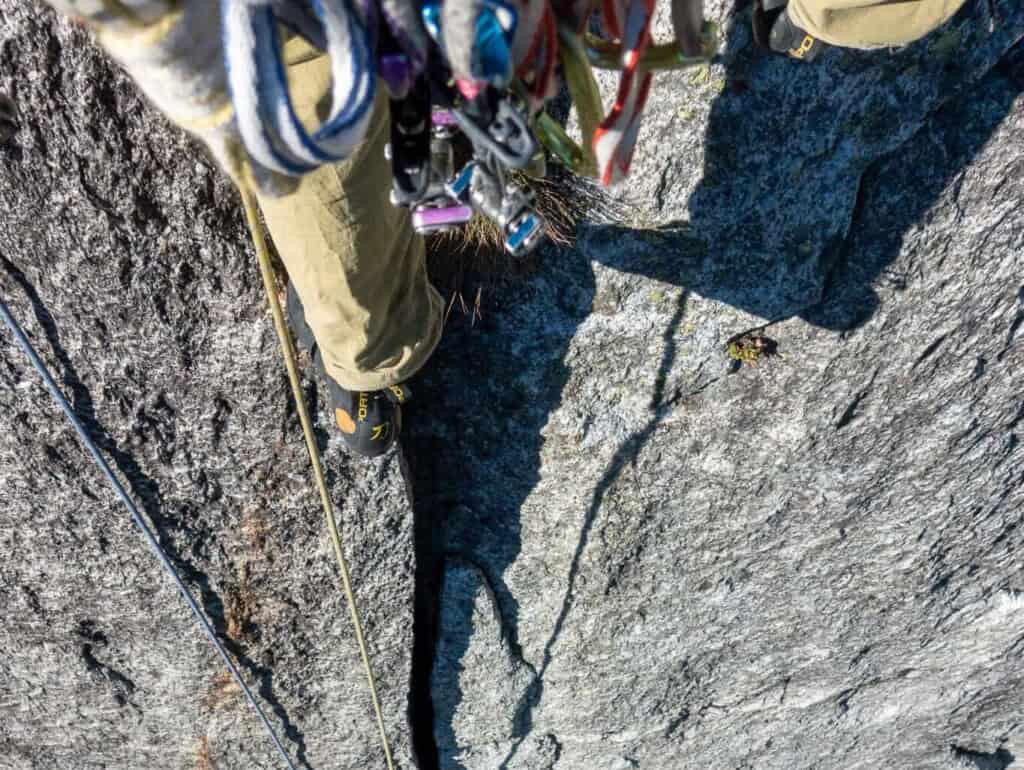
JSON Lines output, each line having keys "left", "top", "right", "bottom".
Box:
{"left": 409, "top": 2, "right": 1024, "bottom": 769}
{"left": 430, "top": 557, "right": 550, "bottom": 769}
{"left": 0, "top": 6, "right": 417, "bottom": 769}
{"left": 1, "top": 1, "right": 1023, "bottom": 770}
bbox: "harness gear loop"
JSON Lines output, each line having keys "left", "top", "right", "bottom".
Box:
{"left": 238, "top": 179, "right": 397, "bottom": 770}
{"left": 0, "top": 295, "right": 299, "bottom": 770}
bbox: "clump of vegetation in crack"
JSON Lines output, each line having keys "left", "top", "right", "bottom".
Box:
{"left": 424, "top": 160, "right": 623, "bottom": 315}
{"left": 726, "top": 329, "right": 780, "bottom": 369}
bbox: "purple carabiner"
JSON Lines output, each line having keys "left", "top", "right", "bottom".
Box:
{"left": 412, "top": 204, "right": 474, "bottom": 233}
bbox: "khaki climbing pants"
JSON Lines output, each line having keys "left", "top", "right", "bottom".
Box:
{"left": 256, "top": 37, "right": 444, "bottom": 391}
{"left": 788, "top": 0, "right": 968, "bottom": 49}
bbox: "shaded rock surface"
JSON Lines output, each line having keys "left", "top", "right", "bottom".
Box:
{"left": 409, "top": 2, "right": 1024, "bottom": 769}
{"left": 0, "top": 6, "right": 416, "bottom": 769}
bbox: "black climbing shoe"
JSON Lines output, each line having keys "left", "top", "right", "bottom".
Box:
{"left": 286, "top": 282, "right": 409, "bottom": 458}
{"left": 752, "top": 0, "right": 825, "bottom": 62}
{"left": 323, "top": 377, "right": 410, "bottom": 458}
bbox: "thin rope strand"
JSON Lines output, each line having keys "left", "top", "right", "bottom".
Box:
{"left": 0, "top": 295, "right": 298, "bottom": 770}
{"left": 238, "top": 183, "right": 396, "bottom": 770}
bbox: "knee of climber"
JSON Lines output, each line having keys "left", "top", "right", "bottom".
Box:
{"left": 786, "top": 0, "right": 967, "bottom": 49}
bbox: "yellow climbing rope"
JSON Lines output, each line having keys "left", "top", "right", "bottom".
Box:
{"left": 238, "top": 180, "right": 396, "bottom": 770}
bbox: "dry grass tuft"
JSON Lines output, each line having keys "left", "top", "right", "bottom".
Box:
{"left": 426, "top": 162, "right": 621, "bottom": 314}
{"left": 223, "top": 567, "right": 257, "bottom": 642}
{"left": 196, "top": 735, "right": 216, "bottom": 770}
{"left": 201, "top": 671, "right": 242, "bottom": 713}
{"left": 429, "top": 163, "right": 619, "bottom": 256}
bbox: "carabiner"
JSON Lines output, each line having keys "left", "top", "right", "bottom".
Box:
{"left": 452, "top": 87, "right": 538, "bottom": 170}
{"left": 387, "top": 80, "right": 432, "bottom": 207}
{"left": 533, "top": 111, "right": 596, "bottom": 177}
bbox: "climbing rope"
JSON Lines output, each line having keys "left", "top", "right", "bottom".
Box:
{"left": 238, "top": 181, "right": 397, "bottom": 770}
{"left": 0, "top": 203, "right": 397, "bottom": 767}
{"left": 0, "top": 295, "right": 299, "bottom": 770}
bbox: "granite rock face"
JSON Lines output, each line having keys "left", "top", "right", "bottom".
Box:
{"left": 1, "top": 2, "right": 1023, "bottom": 770}
{"left": 0, "top": 6, "right": 417, "bottom": 770}
{"left": 409, "top": 2, "right": 1024, "bottom": 769}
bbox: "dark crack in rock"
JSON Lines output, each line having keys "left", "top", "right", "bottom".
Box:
{"left": 430, "top": 556, "right": 549, "bottom": 769}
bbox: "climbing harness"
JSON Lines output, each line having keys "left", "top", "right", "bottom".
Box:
{"left": 0, "top": 297, "right": 299, "bottom": 770}
{"left": 220, "top": 0, "right": 718, "bottom": 254}
{"left": 63, "top": 0, "right": 718, "bottom": 250}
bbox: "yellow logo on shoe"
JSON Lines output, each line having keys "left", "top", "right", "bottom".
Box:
{"left": 790, "top": 34, "right": 816, "bottom": 59}
{"left": 335, "top": 408, "right": 356, "bottom": 435}
{"left": 371, "top": 423, "right": 390, "bottom": 441}
{"left": 358, "top": 392, "right": 369, "bottom": 422}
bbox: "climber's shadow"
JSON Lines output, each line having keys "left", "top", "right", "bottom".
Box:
{"left": 588, "top": 0, "right": 1017, "bottom": 331}
{"left": 408, "top": 6, "right": 1022, "bottom": 767}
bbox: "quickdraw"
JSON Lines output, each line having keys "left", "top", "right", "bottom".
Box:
{"left": 222, "top": 0, "right": 717, "bottom": 256}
